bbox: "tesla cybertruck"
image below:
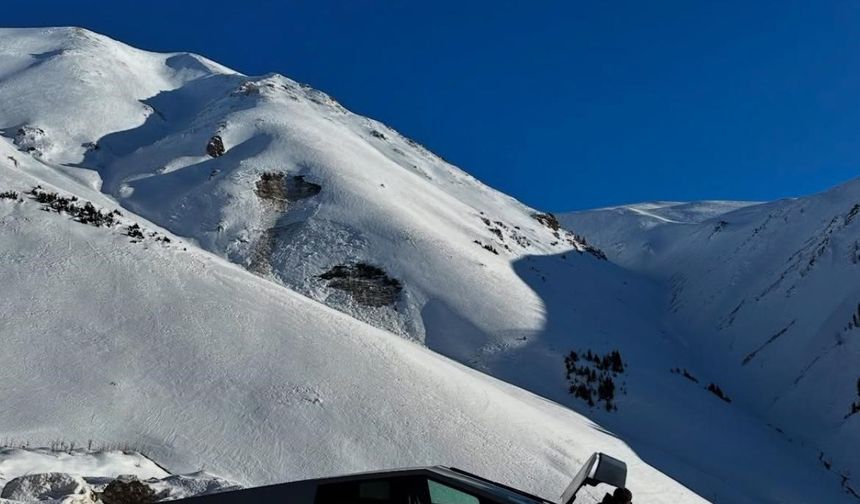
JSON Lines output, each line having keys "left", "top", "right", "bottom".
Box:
{"left": 175, "top": 452, "right": 631, "bottom": 504}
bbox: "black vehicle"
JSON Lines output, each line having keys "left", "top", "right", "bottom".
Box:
{"left": 175, "top": 452, "right": 630, "bottom": 504}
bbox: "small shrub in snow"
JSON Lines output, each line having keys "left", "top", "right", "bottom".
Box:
{"left": 126, "top": 224, "right": 145, "bottom": 240}
{"left": 510, "top": 229, "right": 532, "bottom": 248}
{"left": 846, "top": 378, "right": 860, "bottom": 419}
{"left": 27, "top": 187, "right": 119, "bottom": 227}
{"left": 597, "top": 376, "right": 616, "bottom": 409}
{"left": 848, "top": 303, "right": 860, "bottom": 330}
{"left": 818, "top": 451, "right": 833, "bottom": 470}
{"left": 565, "top": 349, "right": 626, "bottom": 411}
{"left": 567, "top": 232, "right": 608, "bottom": 260}
{"left": 670, "top": 367, "right": 699, "bottom": 383}
{"left": 847, "top": 203, "right": 860, "bottom": 225}
{"left": 483, "top": 244, "right": 499, "bottom": 254}
{"left": 706, "top": 383, "right": 732, "bottom": 403}
{"left": 473, "top": 240, "right": 499, "bottom": 255}
{"left": 0, "top": 190, "right": 19, "bottom": 200}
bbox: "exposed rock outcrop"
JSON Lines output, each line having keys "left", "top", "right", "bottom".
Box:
{"left": 249, "top": 173, "right": 323, "bottom": 275}
{"left": 319, "top": 263, "right": 402, "bottom": 307}
{"left": 255, "top": 172, "right": 322, "bottom": 210}
{"left": 13, "top": 126, "right": 50, "bottom": 157}
{"left": 100, "top": 478, "right": 156, "bottom": 504}
{"left": 205, "top": 135, "right": 225, "bottom": 158}
{"left": 533, "top": 212, "right": 607, "bottom": 260}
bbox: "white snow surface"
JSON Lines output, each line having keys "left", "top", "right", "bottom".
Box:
{"left": 561, "top": 186, "right": 860, "bottom": 500}
{"left": 0, "top": 448, "right": 238, "bottom": 502}
{"left": 0, "top": 26, "right": 856, "bottom": 503}
{"left": 0, "top": 146, "right": 699, "bottom": 504}
{"left": 0, "top": 449, "right": 168, "bottom": 490}
{"left": 586, "top": 201, "right": 759, "bottom": 227}
{"left": 1, "top": 472, "right": 93, "bottom": 504}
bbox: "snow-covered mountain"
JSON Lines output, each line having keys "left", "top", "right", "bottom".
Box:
{"left": 0, "top": 26, "right": 856, "bottom": 503}
{"left": 0, "top": 132, "right": 697, "bottom": 504}
{"left": 561, "top": 184, "right": 860, "bottom": 500}
{"left": 0, "top": 26, "right": 604, "bottom": 344}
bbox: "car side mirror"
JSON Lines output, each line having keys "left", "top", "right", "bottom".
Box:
{"left": 559, "top": 452, "right": 628, "bottom": 504}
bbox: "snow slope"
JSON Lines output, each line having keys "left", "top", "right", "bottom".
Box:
{"left": 558, "top": 200, "right": 758, "bottom": 261}
{"left": 0, "top": 448, "right": 240, "bottom": 502}
{"left": 0, "top": 449, "right": 170, "bottom": 489}
{"left": 0, "top": 26, "right": 589, "bottom": 346}
{"left": 0, "top": 26, "right": 856, "bottom": 503}
{"left": 0, "top": 149, "right": 700, "bottom": 504}
{"left": 561, "top": 185, "right": 860, "bottom": 498}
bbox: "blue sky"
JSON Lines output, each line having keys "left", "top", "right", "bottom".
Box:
{"left": 6, "top": 0, "right": 860, "bottom": 210}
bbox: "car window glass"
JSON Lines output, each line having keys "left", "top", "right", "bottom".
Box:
{"left": 359, "top": 481, "right": 391, "bottom": 500}
{"left": 427, "top": 480, "right": 479, "bottom": 504}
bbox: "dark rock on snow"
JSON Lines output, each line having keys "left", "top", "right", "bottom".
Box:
{"left": 319, "top": 263, "right": 402, "bottom": 307}
{"left": 206, "top": 135, "right": 225, "bottom": 158}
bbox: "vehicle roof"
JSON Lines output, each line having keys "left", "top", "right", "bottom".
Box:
{"left": 307, "top": 466, "right": 553, "bottom": 504}
{"left": 429, "top": 467, "right": 554, "bottom": 504}
{"left": 172, "top": 465, "right": 558, "bottom": 504}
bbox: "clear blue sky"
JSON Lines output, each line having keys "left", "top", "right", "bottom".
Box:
{"left": 6, "top": 0, "right": 860, "bottom": 210}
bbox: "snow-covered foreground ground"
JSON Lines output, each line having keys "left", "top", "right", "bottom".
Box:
{"left": 0, "top": 26, "right": 857, "bottom": 503}
{"left": 0, "top": 448, "right": 170, "bottom": 489}
{"left": 0, "top": 448, "right": 239, "bottom": 502}
{"left": 0, "top": 151, "right": 702, "bottom": 503}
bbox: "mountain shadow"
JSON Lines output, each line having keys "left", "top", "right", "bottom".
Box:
{"left": 505, "top": 251, "right": 852, "bottom": 504}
